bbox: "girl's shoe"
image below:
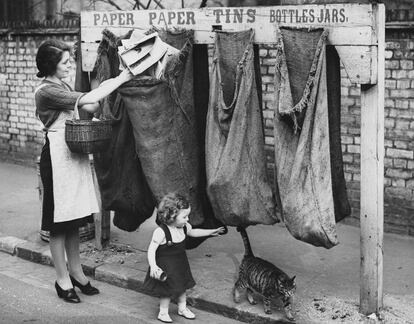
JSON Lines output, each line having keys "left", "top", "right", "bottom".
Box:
{"left": 157, "top": 312, "right": 173, "bottom": 323}
{"left": 55, "top": 281, "right": 80, "bottom": 303}
{"left": 70, "top": 275, "right": 100, "bottom": 295}
{"left": 178, "top": 308, "right": 195, "bottom": 319}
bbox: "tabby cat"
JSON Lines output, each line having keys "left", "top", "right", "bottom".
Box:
{"left": 233, "top": 226, "right": 296, "bottom": 321}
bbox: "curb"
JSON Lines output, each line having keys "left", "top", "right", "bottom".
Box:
{"left": 0, "top": 236, "right": 27, "bottom": 255}
{"left": 0, "top": 235, "right": 290, "bottom": 324}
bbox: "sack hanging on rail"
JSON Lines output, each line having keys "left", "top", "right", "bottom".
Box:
{"left": 273, "top": 27, "right": 338, "bottom": 248}
{"left": 118, "top": 29, "right": 206, "bottom": 226}
{"left": 326, "top": 46, "right": 351, "bottom": 223}
{"left": 92, "top": 29, "right": 156, "bottom": 231}
{"left": 205, "top": 29, "right": 278, "bottom": 227}
{"left": 94, "top": 94, "right": 157, "bottom": 231}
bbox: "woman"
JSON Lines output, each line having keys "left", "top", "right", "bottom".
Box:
{"left": 35, "top": 39, "right": 132, "bottom": 303}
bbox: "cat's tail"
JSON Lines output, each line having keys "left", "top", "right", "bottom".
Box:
{"left": 236, "top": 226, "right": 254, "bottom": 257}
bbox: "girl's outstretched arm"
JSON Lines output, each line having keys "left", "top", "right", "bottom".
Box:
{"left": 187, "top": 225, "right": 226, "bottom": 238}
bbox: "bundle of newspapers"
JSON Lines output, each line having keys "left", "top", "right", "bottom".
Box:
{"left": 118, "top": 30, "right": 179, "bottom": 79}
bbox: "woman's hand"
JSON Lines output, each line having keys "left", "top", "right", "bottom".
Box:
{"left": 118, "top": 69, "right": 134, "bottom": 84}
{"left": 210, "top": 227, "right": 226, "bottom": 237}
{"left": 80, "top": 102, "right": 99, "bottom": 113}
{"left": 150, "top": 265, "right": 163, "bottom": 279}
{"left": 79, "top": 69, "right": 133, "bottom": 106}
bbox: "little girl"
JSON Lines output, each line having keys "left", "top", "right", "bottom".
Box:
{"left": 144, "top": 193, "right": 225, "bottom": 323}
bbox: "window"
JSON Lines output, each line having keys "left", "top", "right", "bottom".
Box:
{"left": 0, "top": 0, "right": 30, "bottom": 22}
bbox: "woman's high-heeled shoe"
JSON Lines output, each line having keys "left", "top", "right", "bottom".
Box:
{"left": 55, "top": 281, "right": 80, "bottom": 303}
{"left": 70, "top": 275, "right": 100, "bottom": 295}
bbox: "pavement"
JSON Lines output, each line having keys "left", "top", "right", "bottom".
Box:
{"left": 0, "top": 160, "right": 414, "bottom": 324}
{"left": 0, "top": 253, "right": 243, "bottom": 324}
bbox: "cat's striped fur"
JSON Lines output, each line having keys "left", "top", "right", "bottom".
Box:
{"left": 234, "top": 226, "right": 296, "bottom": 321}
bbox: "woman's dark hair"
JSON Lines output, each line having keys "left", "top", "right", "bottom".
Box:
{"left": 36, "top": 39, "right": 71, "bottom": 78}
{"left": 156, "top": 193, "right": 190, "bottom": 225}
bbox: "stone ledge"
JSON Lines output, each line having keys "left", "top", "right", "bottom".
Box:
{"left": 0, "top": 236, "right": 27, "bottom": 255}
{"left": 15, "top": 240, "right": 51, "bottom": 265}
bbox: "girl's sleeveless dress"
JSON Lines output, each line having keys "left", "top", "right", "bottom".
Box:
{"left": 143, "top": 224, "right": 195, "bottom": 297}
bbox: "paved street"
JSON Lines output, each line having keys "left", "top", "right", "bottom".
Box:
{"left": 0, "top": 253, "right": 242, "bottom": 324}
{"left": 1, "top": 161, "right": 414, "bottom": 323}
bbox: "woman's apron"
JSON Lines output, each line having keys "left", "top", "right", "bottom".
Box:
{"left": 47, "top": 110, "right": 99, "bottom": 223}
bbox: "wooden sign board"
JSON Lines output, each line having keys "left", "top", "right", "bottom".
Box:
{"left": 81, "top": 4, "right": 378, "bottom": 83}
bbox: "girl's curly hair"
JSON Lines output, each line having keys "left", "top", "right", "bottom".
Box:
{"left": 156, "top": 193, "right": 190, "bottom": 225}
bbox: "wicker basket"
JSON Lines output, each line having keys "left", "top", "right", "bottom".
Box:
{"left": 65, "top": 118, "right": 113, "bottom": 154}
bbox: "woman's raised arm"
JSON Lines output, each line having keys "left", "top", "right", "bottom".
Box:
{"left": 78, "top": 69, "right": 133, "bottom": 106}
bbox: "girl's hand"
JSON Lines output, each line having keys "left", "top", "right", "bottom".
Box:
{"left": 150, "top": 265, "right": 163, "bottom": 279}
{"left": 210, "top": 226, "right": 226, "bottom": 236}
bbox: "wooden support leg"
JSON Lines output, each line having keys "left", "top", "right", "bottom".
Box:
{"left": 93, "top": 210, "right": 110, "bottom": 250}
{"left": 359, "top": 4, "right": 385, "bottom": 315}
{"left": 90, "top": 157, "right": 110, "bottom": 250}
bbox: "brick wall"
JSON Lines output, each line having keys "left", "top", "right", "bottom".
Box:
{"left": 380, "top": 28, "right": 414, "bottom": 234}
{"left": 0, "top": 30, "right": 77, "bottom": 163}
{"left": 0, "top": 20, "right": 413, "bottom": 236}
{"left": 339, "top": 28, "right": 414, "bottom": 235}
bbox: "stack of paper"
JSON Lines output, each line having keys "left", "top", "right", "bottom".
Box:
{"left": 118, "top": 30, "right": 179, "bottom": 78}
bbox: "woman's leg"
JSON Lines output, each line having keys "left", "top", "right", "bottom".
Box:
{"left": 65, "top": 227, "right": 88, "bottom": 285}
{"left": 50, "top": 232, "right": 72, "bottom": 289}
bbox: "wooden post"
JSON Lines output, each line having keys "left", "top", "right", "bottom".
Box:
{"left": 90, "top": 156, "right": 110, "bottom": 250}
{"left": 88, "top": 78, "right": 111, "bottom": 250}
{"left": 93, "top": 209, "right": 110, "bottom": 250}
{"left": 359, "top": 3, "right": 385, "bottom": 315}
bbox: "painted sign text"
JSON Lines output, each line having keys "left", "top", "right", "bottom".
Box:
{"left": 91, "top": 7, "right": 350, "bottom": 27}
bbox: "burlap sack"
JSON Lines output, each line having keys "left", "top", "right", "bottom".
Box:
{"left": 92, "top": 30, "right": 156, "bottom": 231}
{"left": 119, "top": 30, "right": 205, "bottom": 226}
{"left": 273, "top": 27, "right": 338, "bottom": 248}
{"left": 206, "top": 30, "right": 278, "bottom": 227}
